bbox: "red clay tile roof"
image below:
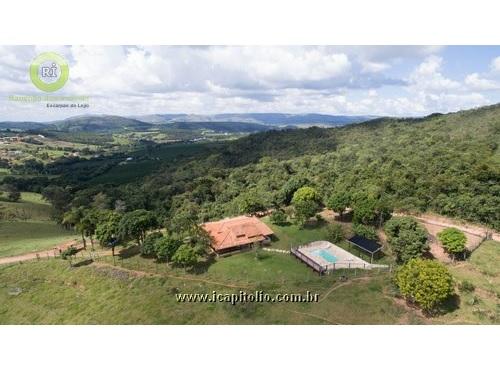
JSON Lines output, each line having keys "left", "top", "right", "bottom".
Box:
{"left": 201, "top": 216, "right": 274, "bottom": 252}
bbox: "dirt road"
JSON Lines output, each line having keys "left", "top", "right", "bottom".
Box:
{"left": 0, "top": 240, "right": 112, "bottom": 266}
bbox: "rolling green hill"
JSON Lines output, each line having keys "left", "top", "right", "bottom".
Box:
{"left": 130, "top": 104, "right": 499, "bottom": 230}
{"left": 5, "top": 104, "right": 500, "bottom": 230}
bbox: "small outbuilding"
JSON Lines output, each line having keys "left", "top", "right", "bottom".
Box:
{"left": 347, "top": 235, "right": 383, "bottom": 263}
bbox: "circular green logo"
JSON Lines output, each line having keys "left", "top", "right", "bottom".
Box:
{"left": 30, "top": 52, "right": 69, "bottom": 92}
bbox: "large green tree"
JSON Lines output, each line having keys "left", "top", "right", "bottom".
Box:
{"left": 291, "top": 186, "right": 321, "bottom": 226}
{"left": 95, "top": 210, "right": 122, "bottom": 256}
{"left": 118, "top": 209, "right": 158, "bottom": 246}
{"left": 141, "top": 232, "right": 163, "bottom": 257}
{"left": 80, "top": 209, "right": 100, "bottom": 250}
{"left": 395, "top": 258, "right": 454, "bottom": 313}
{"left": 352, "top": 194, "right": 392, "bottom": 227}
{"left": 172, "top": 243, "right": 200, "bottom": 268}
{"left": 238, "top": 193, "right": 266, "bottom": 215}
{"left": 384, "top": 217, "right": 429, "bottom": 263}
{"left": 42, "top": 185, "right": 72, "bottom": 220}
{"left": 156, "top": 236, "right": 182, "bottom": 263}
{"left": 327, "top": 191, "right": 350, "bottom": 219}
{"left": 62, "top": 207, "right": 88, "bottom": 249}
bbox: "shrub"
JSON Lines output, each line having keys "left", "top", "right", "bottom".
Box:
{"left": 395, "top": 258, "right": 454, "bottom": 313}
{"left": 7, "top": 189, "right": 21, "bottom": 202}
{"left": 438, "top": 228, "right": 467, "bottom": 256}
{"left": 466, "top": 295, "right": 481, "bottom": 306}
{"left": 352, "top": 223, "right": 378, "bottom": 240}
{"left": 61, "top": 245, "right": 78, "bottom": 260}
{"left": 327, "top": 223, "right": 344, "bottom": 243}
{"left": 156, "top": 237, "right": 182, "bottom": 262}
{"left": 458, "top": 280, "right": 475, "bottom": 293}
{"left": 384, "top": 217, "right": 429, "bottom": 263}
{"left": 270, "top": 210, "right": 288, "bottom": 225}
{"left": 141, "top": 232, "right": 163, "bottom": 256}
{"left": 172, "top": 243, "right": 200, "bottom": 268}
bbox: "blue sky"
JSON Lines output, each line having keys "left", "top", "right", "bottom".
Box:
{"left": 1, "top": 45, "right": 500, "bottom": 121}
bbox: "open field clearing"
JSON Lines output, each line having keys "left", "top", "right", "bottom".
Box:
{"left": 0, "top": 221, "right": 77, "bottom": 257}
{"left": 0, "top": 240, "right": 497, "bottom": 324}
{"left": 0, "top": 192, "right": 53, "bottom": 221}
{"left": 0, "top": 251, "right": 416, "bottom": 324}
{"left": 0, "top": 192, "right": 77, "bottom": 257}
{"left": 433, "top": 240, "right": 500, "bottom": 324}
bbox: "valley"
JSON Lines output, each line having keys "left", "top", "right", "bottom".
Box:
{"left": 0, "top": 104, "right": 499, "bottom": 324}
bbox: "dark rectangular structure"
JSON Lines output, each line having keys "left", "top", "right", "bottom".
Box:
{"left": 347, "top": 235, "right": 382, "bottom": 263}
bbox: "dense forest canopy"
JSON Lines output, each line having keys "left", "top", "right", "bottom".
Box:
{"left": 6, "top": 104, "right": 500, "bottom": 231}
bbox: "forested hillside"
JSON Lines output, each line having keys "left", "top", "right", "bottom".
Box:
{"left": 148, "top": 104, "right": 499, "bottom": 229}
{"left": 13, "top": 104, "right": 500, "bottom": 231}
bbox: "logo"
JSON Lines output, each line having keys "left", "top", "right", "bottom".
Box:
{"left": 30, "top": 52, "right": 69, "bottom": 92}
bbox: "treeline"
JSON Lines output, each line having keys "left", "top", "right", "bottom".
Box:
{"left": 38, "top": 104, "right": 500, "bottom": 231}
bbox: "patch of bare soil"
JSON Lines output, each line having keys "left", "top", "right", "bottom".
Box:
{"left": 394, "top": 212, "right": 490, "bottom": 262}
{"left": 0, "top": 245, "right": 106, "bottom": 266}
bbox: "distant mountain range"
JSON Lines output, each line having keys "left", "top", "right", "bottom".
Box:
{"left": 0, "top": 113, "right": 377, "bottom": 133}
{"left": 133, "top": 113, "right": 376, "bottom": 126}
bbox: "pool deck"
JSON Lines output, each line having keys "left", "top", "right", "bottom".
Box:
{"left": 297, "top": 241, "right": 379, "bottom": 270}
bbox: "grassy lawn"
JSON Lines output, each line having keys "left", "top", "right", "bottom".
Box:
{"left": 469, "top": 240, "right": 500, "bottom": 278}
{"left": 0, "top": 192, "right": 53, "bottom": 221}
{"left": 0, "top": 221, "right": 77, "bottom": 257}
{"left": 262, "top": 216, "right": 330, "bottom": 250}
{"left": 0, "top": 233, "right": 496, "bottom": 324}
{"left": 434, "top": 240, "right": 500, "bottom": 324}
{"left": 0, "top": 250, "right": 413, "bottom": 324}
{"left": 0, "top": 192, "right": 77, "bottom": 257}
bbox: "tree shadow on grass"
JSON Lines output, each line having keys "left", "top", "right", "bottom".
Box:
{"left": 422, "top": 250, "right": 436, "bottom": 260}
{"left": 254, "top": 251, "right": 272, "bottom": 261}
{"left": 437, "top": 294, "right": 461, "bottom": 315}
{"left": 275, "top": 221, "right": 292, "bottom": 227}
{"left": 118, "top": 246, "right": 141, "bottom": 259}
{"left": 303, "top": 218, "right": 328, "bottom": 230}
{"left": 72, "top": 258, "right": 94, "bottom": 267}
{"left": 189, "top": 255, "right": 217, "bottom": 275}
{"left": 334, "top": 211, "right": 353, "bottom": 223}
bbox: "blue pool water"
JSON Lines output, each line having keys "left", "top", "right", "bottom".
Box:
{"left": 311, "top": 248, "right": 338, "bottom": 263}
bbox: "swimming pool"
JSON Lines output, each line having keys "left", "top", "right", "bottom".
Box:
{"left": 311, "top": 248, "right": 338, "bottom": 263}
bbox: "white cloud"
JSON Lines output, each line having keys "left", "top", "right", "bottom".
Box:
{"left": 361, "top": 61, "right": 390, "bottom": 73}
{"left": 491, "top": 56, "right": 500, "bottom": 72}
{"left": 409, "top": 55, "right": 460, "bottom": 91}
{"left": 0, "top": 46, "right": 498, "bottom": 121}
{"left": 464, "top": 73, "right": 499, "bottom": 90}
